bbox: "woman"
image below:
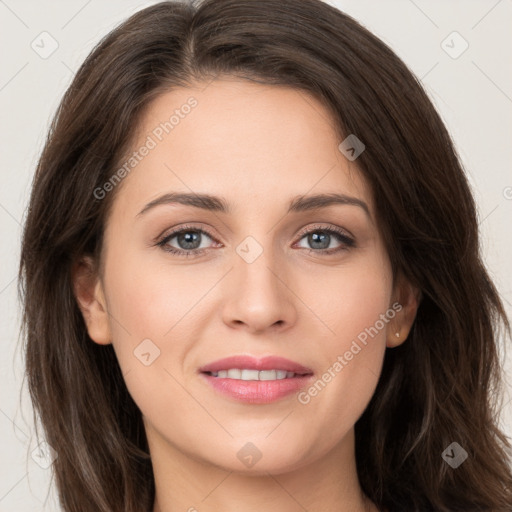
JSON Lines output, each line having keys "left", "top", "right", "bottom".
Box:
{"left": 18, "top": 0, "right": 512, "bottom": 510}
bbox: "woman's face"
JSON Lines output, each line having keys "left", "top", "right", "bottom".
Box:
{"left": 79, "top": 78, "right": 415, "bottom": 474}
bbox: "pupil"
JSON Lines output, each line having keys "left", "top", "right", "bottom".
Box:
{"left": 310, "top": 232, "right": 329, "bottom": 249}
{"left": 179, "top": 231, "right": 200, "bottom": 249}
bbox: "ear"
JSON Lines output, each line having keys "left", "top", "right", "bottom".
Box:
{"left": 72, "top": 256, "right": 112, "bottom": 345}
{"left": 386, "top": 274, "right": 421, "bottom": 348}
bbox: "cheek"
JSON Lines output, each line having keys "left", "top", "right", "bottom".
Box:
{"left": 100, "top": 244, "right": 188, "bottom": 371}
{"left": 101, "top": 251, "right": 203, "bottom": 422}
{"left": 104, "top": 244, "right": 210, "bottom": 339}
{"left": 101, "top": 243, "right": 227, "bottom": 407}
{"left": 296, "top": 248, "right": 393, "bottom": 348}
{"left": 293, "top": 251, "right": 392, "bottom": 433}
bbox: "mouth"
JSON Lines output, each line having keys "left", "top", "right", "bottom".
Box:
{"left": 198, "top": 355, "right": 314, "bottom": 404}
{"left": 202, "top": 369, "right": 310, "bottom": 380}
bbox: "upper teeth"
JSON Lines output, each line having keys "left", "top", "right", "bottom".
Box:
{"left": 210, "top": 369, "right": 296, "bottom": 380}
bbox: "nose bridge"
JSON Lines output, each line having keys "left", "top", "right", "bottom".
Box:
{"left": 221, "top": 231, "right": 296, "bottom": 332}
{"left": 234, "top": 232, "right": 283, "bottom": 298}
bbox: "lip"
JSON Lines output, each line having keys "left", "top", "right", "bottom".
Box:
{"left": 198, "top": 355, "right": 314, "bottom": 404}
{"left": 198, "top": 355, "right": 313, "bottom": 375}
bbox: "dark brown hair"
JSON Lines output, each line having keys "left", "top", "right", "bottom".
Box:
{"left": 19, "top": 0, "right": 512, "bottom": 510}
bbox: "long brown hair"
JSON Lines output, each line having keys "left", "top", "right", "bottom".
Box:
{"left": 19, "top": 0, "right": 512, "bottom": 510}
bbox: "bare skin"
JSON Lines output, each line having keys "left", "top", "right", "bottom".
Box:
{"left": 74, "top": 78, "right": 419, "bottom": 512}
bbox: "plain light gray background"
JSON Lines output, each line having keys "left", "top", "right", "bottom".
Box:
{"left": 1, "top": 0, "right": 511, "bottom": 510}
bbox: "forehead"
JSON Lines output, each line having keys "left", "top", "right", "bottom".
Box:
{"left": 110, "top": 78, "right": 373, "bottom": 219}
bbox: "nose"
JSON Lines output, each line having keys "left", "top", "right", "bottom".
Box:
{"left": 221, "top": 242, "right": 298, "bottom": 335}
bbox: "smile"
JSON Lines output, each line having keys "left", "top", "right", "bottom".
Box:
{"left": 206, "top": 369, "right": 301, "bottom": 380}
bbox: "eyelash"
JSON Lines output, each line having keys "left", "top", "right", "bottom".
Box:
{"left": 156, "top": 223, "right": 355, "bottom": 258}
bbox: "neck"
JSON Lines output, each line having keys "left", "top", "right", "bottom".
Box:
{"left": 148, "top": 427, "right": 379, "bottom": 512}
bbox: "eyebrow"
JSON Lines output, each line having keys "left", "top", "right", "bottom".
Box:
{"left": 137, "top": 192, "right": 370, "bottom": 218}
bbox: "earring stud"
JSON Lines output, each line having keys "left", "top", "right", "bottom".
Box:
{"left": 395, "top": 332, "right": 400, "bottom": 338}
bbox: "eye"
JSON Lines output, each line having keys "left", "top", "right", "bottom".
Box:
{"left": 294, "top": 224, "right": 355, "bottom": 255}
{"left": 156, "top": 224, "right": 220, "bottom": 258}
{"left": 156, "top": 223, "right": 355, "bottom": 258}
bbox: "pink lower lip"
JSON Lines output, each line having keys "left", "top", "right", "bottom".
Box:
{"left": 200, "top": 372, "right": 314, "bottom": 404}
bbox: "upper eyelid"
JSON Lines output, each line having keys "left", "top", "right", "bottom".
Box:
{"left": 158, "top": 223, "right": 216, "bottom": 242}
{"left": 295, "top": 223, "right": 354, "bottom": 239}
